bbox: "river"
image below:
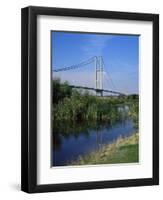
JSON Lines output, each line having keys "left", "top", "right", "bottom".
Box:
{"left": 52, "top": 117, "right": 137, "bottom": 166}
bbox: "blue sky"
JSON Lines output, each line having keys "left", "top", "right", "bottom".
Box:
{"left": 52, "top": 31, "right": 139, "bottom": 94}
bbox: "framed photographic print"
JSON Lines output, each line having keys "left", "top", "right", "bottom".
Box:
{"left": 21, "top": 6, "right": 159, "bottom": 193}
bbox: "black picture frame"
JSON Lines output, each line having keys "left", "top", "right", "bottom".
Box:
{"left": 21, "top": 6, "right": 159, "bottom": 193}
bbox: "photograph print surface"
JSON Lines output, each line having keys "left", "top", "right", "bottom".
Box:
{"left": 51, "top": 31, "right": 139, "bottom": 167}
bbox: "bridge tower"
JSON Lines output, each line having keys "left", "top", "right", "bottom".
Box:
{"left": 95, "top": 56, "right": 103, "bottom": 96}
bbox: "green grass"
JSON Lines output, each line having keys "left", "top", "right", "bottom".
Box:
{"left": 53, "top": 78, "right": 139, "bottom": 125}
{"left": 69, "top": 133, "right": 139, "bottom": 165}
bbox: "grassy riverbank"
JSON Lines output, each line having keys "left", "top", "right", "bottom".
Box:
{"left": 53, "top": 78, "right": 139, "bottom": 126}
{"left": 69, "top": 133, "right": 139, "bottom": 165}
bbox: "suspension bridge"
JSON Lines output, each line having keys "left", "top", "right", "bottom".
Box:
{"left": 52, "top": 56, "right": 126, "bottom": 96}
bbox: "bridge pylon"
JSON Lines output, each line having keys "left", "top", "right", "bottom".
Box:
{"left": 95, "top": 56, "right": 103, "bottom": 96}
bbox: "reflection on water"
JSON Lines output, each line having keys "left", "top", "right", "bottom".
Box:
{"left": 52, "top": 117, "right": 137, "bottom": 166}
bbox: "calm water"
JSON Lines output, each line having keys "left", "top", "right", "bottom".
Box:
{"left": 52, "top": 118, "right": 136, "bottom": 166}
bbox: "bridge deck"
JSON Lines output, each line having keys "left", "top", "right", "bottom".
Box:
{"left": 69, "top": 85, "right": 125, "bottom": 96}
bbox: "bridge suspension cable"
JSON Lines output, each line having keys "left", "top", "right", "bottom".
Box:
{"left": 101, "top": 57, "right": 117, "bottom": 91}
{"left": 52, "top": 56, "right": 96, "bottom": 72}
